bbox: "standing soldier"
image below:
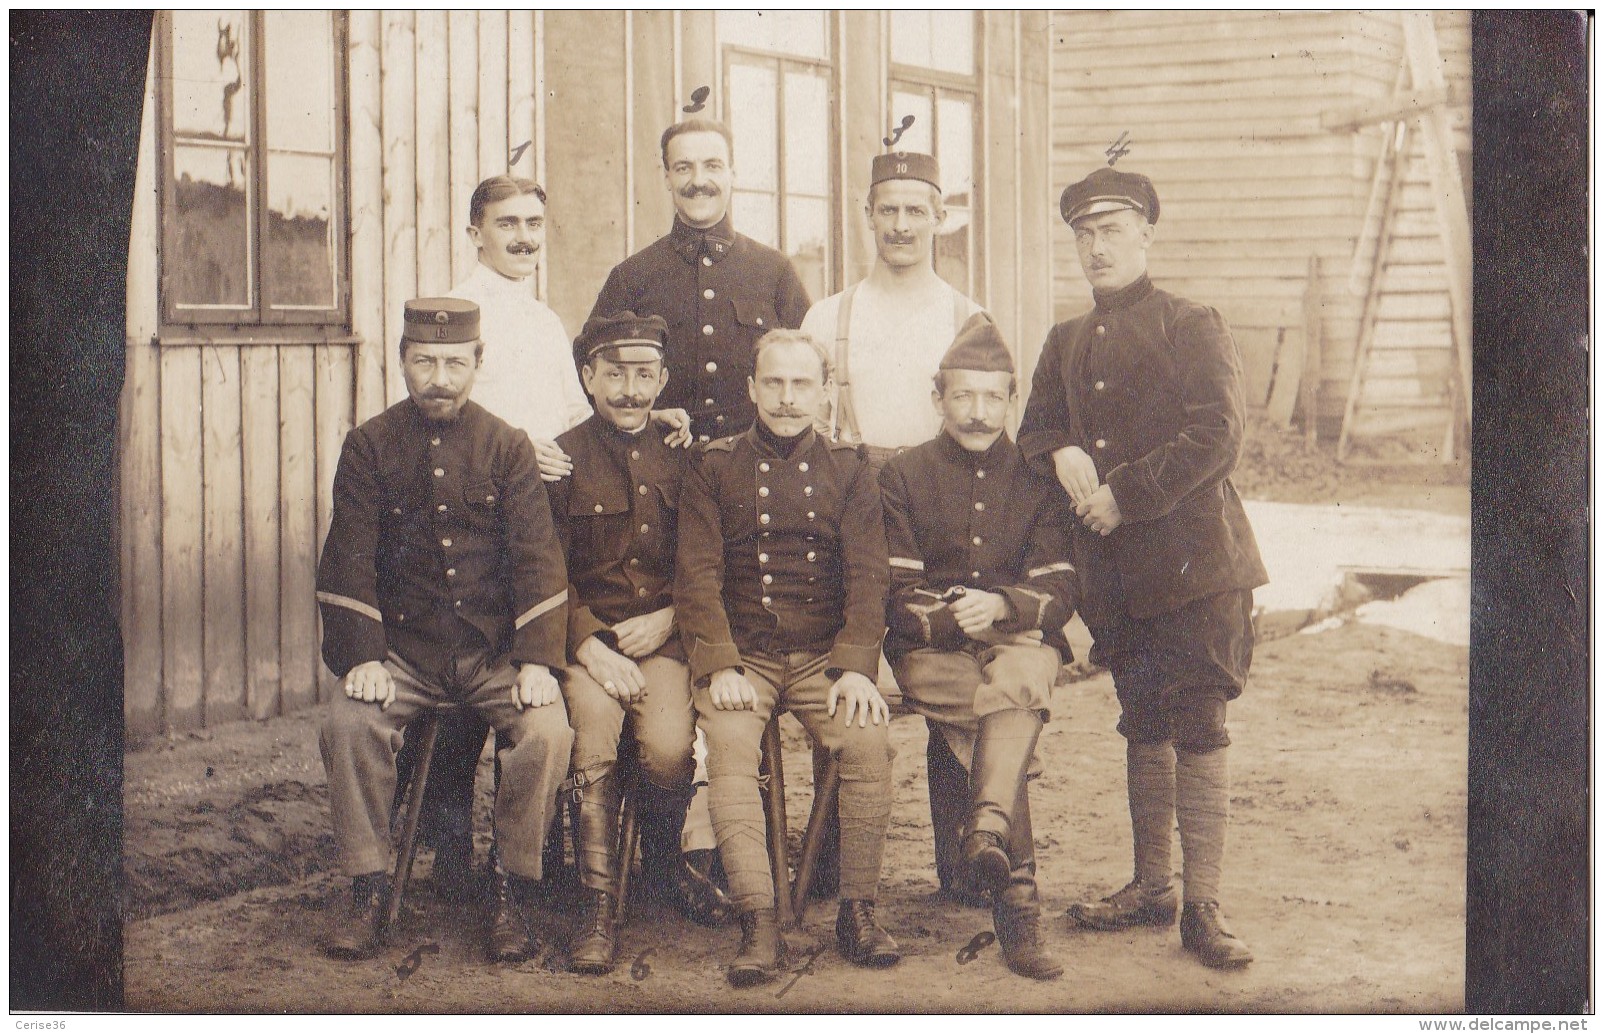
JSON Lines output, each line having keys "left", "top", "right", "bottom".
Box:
{"left": 590, "top": 118, "right": 811, "bottom": 445}
{"left": 546, "top": 312, "right": 731, "bottom": 977}
{"left": 316, "top": 298, "right": 573, "bottom": 964}
{"left": 800, "top": 149, "right": 987, "bottom": 904}
{"left": 675, "top": 330, "right": 898, "bottom": 986}
{"left": 880, "top": 313, "right": 1077, "bottom": 980}
{"left": 1017, "top": 168, "right": 1268, "bottom": 969}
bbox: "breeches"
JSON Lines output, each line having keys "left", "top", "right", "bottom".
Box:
{"left": 563, "top": 650, "right": 696, "bottom": 791}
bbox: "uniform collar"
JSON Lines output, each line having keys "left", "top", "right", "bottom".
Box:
{"left": 466, "top": 259, "right": 533, "bottom": 296}
{"left": 748, "top": 420, "right": 815, "bottom": 460}
{"left": 939, "top": 428, "right": 1014, "bottom": 468}
{"left": 1092, "top": 273, "right": 1154, "bottom": 313}
{"left": 589, "top": 411, "right": 651, "bottom": 447}
{"left": 669, "top": 214, "right": 736, "bottom": 265}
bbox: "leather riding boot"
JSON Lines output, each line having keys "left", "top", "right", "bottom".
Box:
{"left": 570, "top": 766, "right": 622, "bottom": 973}
{"left": 808, "top": 744, "right": 841, "bottom": 899}
{"left": 1065, "top": 875, "right": 1178, "bottom": 930}
{"left": 323, "top": 873, "right": 388, "bottom": 959}
{"left": 991, "top": 791, "right": 1062, "bottom": 979}
{"left": 835, "top": 899, "right": 901, "bottom": 968}
{"left": 961, "top": 709, "right": 1042, "bottom": 893}
{"left": 639, "top": 784, "right": 735, "bottom": 926}
{"left": 727, "top": 908, "right": 784, "bottom": 987}
{"left": 1180, "top": 900, "right": 1254, "bottom": 969}
{"left": 926, "top": 723, "right": 984, "bottom": 905}
{"left": 485, "top": 868, "right": 535, "bottom": 964}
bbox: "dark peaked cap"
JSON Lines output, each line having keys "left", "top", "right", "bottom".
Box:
{"left": 404, "top": 296, "right": 480, "bottom": 343}
{"left": 872, "top": 150, "right": 941, "bottom": 192}
{"left": 939, "top": 311, "right": 1014, "bottom": 375}
{"left": 1060, "top": 166, "right": 1161, "bottom": 226}
{"left": 574, "top": 310, "right": 669, "bottom": 365}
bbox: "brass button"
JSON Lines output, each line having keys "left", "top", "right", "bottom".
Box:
{"left": 758, "top": 487, "right": 770, "bottom": 498}
{"left": 595, "top": 503, "right": 605, "bottom": 513}
{"left": 442, "top": 538, "right": 453, "bottom": 547}
{"left": 704, "top": 398, "right": 716, "bottom": 407}
{"left": 759, "top": 553, "right": 769, "bottom": 563}
{"left": 454, "top": 600, "right": 462, "bottom": 607}
{"left": 971, "top": 570, "right": 981, "bottom": 579}
{"left": 760, "top": 514, "right": 771, "bottom": 525}
{"left": 761, "top": 595, "right": 772, "bottom": 606}
{"left": 759, "top": 462, "right": 771, "bottom": 473}
{"left": 702, "top": 324, "right": 714, "bottom": 336}
{"left": 976, "top": 469, "right": 986, "bottom": 479}
{"left": 437, "top": 504, "right": 447, "bottom": 513}
{"left": 631, "top": 450, "right": 640, "bottom": 460}
{"left": 798, "top": 462, "right": 809, "bottom": 473}
{"left": 1095, "top": 380, "right": 1106, "bottom": 391}
{"left": 762, "top": 574, "right": 773, "bottom": 585}
{"left": 803, "top": 486, "right": 813, "bottom": 496}
{"left": 702, "top": 256, "right": 713, "bottom": 267}
{"left": 698, "top": 435, "right": 710, "bottom": 443}
{"left": 392, "top": 507, "right": 402, "bottom": 515}
{"left": 705, "top": 360, "right": 717, "bottom": 373}
{"left": 716, "top": 415, "right": 725, "bottom": 424}
{"left": 629, "top": 558, "right": 639, "bottom": 566}
{"left": 640, "top": 523, "right": 650, "bottom": 534}
{"left": 1095, "top": 325, "right": 1106, "bottom": 336}
{"left": 806, "top": 551, "right": 816, "bottom": 562}
{"left": 703, "top": 288, "right": 715, "bottom": 300}
{"left": 638, "top": 484, "right": 648, "bottom": 495}
{"left": 446, "top": 568, "right": 456, "bottom": 577}
{"left": 1096, "top": 439, "right": 1107, "bottom": 449}
{"left": 484, "top": 494, "right": 495, "bottom": 503}
{"left": 971, "top": 536, "right": 982, "bottom": 546}
{"left": 433, "top": 467, "right": 445, "bottom": 477}
{"left": 430, "top": 437, "right": 441, "bottom": 446}
{"left": 756, "top": 317, "right": 765, "bottom": 326}
{"left": 974, "top": 501, "right": 985, "bottom": 511}
{"left": 806, "top": 511, "right": 816, "bottom": 521}
{"left": 637, "top": 587, "right": 648, "bottom": 598}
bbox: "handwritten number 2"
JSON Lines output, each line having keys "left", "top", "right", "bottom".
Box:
{"left": 956, "top": 931, "right": 995, "bottom": 965}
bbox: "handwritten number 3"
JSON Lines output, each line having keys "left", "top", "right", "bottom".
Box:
{"left": 956, "top": 931, "right": 995, "bottom": 965}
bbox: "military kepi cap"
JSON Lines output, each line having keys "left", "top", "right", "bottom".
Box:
{"left": 872, "top": 150, "right": 941, "bottom": 192}
{"left": 1060, "top": 166, "right": 1160, "bottom": 226}
{"left": 575, "top": 310, "right": 670, "bottom": 365}
{"left": 403, "top": 297, "right": 480, "bottom": 344}
{"left": 939, "top": 311, "right": 1014, "bottom": 375}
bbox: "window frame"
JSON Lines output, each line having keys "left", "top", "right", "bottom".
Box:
{"left": 887, "top": 12, "right": 983, "bottom": 300}
{"left": 156, "top": 10, "right": 351, "bottom": 335}
{"left": 719, "top": 39, "right": 841, "bottom": 298}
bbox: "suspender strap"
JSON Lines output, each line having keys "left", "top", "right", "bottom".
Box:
{"left": 832, "top": 282, "right": 862, "bottom": 443}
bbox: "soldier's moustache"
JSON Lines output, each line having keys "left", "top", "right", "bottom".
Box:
{"left": 507, "top": 242, "right": 537, "bottom": 255}
{"left": 607, "top": 395, "right": 648, "bottom": 410}
{"left": 960, "top": 420, "right": 998, "bottom": 435}
{"left": 680, "top": 184, "right": 720, "bottom": 199}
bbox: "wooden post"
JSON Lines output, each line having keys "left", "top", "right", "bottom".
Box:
{"left": 1300, "top": 253, "right": 1324, "bottom": 444}
{"left": 380, "top": 13, "right": 418, "bottom": 406}
{"left": 122, "top": 47, "right": 163, "bottom": 740}
{"left": 1401, "top": 12, "right": 1472, "bottom": 425}
{"left": 348, "top": 11, "right": 387, "bottom": 423}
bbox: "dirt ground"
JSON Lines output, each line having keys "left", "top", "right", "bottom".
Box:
{"left": 123, "top": 620, "right": 1468, "bottom": 1014}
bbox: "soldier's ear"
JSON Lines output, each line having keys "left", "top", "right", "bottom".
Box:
{"left": 466, "top": 222, "right": 484, "bottom": 250}
{"left": 1139, "top": 221, "right": 1156, "bottom": 250}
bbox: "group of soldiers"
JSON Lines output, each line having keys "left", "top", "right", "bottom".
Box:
{"left": 314, "top": 115, "right": 1268, "bottom": 988}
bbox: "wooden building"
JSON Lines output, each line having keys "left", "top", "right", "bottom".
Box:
{"left": 119, "top": 10, "right": 1054, "bottom": 737}
{"left": 1051, "top": 10, "right": 1471, "bottom": 456}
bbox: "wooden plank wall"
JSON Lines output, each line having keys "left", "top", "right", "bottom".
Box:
{"left": 1049, "top": 10, "right": 1470, "bottom": 437}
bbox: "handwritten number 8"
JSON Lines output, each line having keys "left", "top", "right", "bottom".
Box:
{"left": 956, "top": 931, "right": 995, "bottom": 965}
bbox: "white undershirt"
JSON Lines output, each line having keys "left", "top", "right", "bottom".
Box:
{"left": 801, "top": 277, "right": 982, "bottom": 449}
{"left": 447, "top": 262, "right": 592, "bottom": 443}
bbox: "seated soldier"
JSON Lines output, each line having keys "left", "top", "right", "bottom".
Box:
{"left": 675, "top": 330, "right": 899, "bottom": 986}
{"left": 880, "top": 314, "right": 1078, "bottom": 980}
{"left": 316, "top": 297, "right": 573, "bottom": 964}
{"left": 546, "top": 312, "right": 729, "bottom": 975}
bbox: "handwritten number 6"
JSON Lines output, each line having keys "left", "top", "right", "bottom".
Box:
{"left": 956, "top": 931, "right": 995, "bottom": 965}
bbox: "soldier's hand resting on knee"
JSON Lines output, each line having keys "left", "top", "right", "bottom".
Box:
{"left": 512, "top": 663, "right": 561, "bottom": 710}
{"left": 577, "top": 635, "right": 647, "bottom": 702}
{"left": 612, "top": 605, "right": 675, "bottom": 659}
{"left": 828, "top": 671, "right": 888, "bottom": 728}
{"left": 949, "top": 589, "right": 1011, "bottom": 636}
{"left": 1051, "top": 445, "right": 1100, "bottom": 507}
{"left": 709, "top": 667, "right": 758, "bottom": 711}
{"left": 344, "top": 660, "right": 396, "bottom": 710}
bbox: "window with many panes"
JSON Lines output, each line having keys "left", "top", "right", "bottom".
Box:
{"left": 158, "top": 10, "right": 348, "bottom": 331}
{"left": 716, "top": 11, "right": 834, "bottom": 301}
{"left": 889, "top": 10, "right": 979, "bottom": 299}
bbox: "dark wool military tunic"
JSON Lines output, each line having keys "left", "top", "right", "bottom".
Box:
{"left": 589, "top": 215, "right": 811, "bottom": 442}
{"left": 1017, "top": 275, "right": 1268, "bottom": 625}
{"left": 547, "top": 414, "right": 685, "bottom": 657}
{"left": 674, "top": 424, "right": 888, "bottom": 685}
{"left": 316, "top": 399, "right": 569, "bottom": 680}
{"left": 880, "top": 432, "right": 1079, "bottom": 661}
